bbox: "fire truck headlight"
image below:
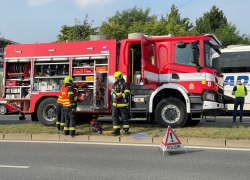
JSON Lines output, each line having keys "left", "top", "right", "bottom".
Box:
{"left": 206, "top": 93, "right": 215, "bottom": 101}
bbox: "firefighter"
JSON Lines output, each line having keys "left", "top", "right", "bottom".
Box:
{"left": 61, "top": 76, "right": 78, "bottom": 137}
{"left": 111, "top": 71, "right": 130, "bottom": 135}
{"left": 56, "top": 93, "right": 65, "bottom": 131}
{"left": 19, "top": 111, "right": 26, "bottom": 120}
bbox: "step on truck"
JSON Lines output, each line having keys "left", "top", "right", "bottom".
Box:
{"left": 2, "top": 33, "right": 234, "bottom": 127}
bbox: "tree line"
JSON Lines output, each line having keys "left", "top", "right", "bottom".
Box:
{"left": 56, "top": 5, "right": 250, "bottom": 48}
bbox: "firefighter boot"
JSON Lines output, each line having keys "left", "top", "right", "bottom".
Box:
{"left": 111, "top": 129, "right": 120, "bottom": 135}
{"left": 56, "top": 122, "right": 60, "bottom": 131}
{"left": 124, "top": 130, "right": 129, "bottom": 135}
{"left": 19, "top": 112, "right": 26, "bottom": 120}
{"left": 70, "top": 131, "right": 75, "bottom": 137}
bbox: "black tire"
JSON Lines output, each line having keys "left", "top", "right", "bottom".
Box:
{"left": 0, "top": 104, "right": 8, "bottom": 115}
{"left": 155, "top": 98, "right": 187, "bottom": 128}
{"left": 37, "top": 98, "right": 57, "bottom": 126}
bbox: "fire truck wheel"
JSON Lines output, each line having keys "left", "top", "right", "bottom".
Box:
{"left": 0, "top": 104, "right": 8, "bottom": 115}
{"left": 37, "top": 98, "right": 57, "bottom": 126}
{"left": 155, "top": 98, "right": 187, "bottom": 128}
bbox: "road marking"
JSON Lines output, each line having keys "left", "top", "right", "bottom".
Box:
{"left": 0, "top": 165, "right": 30, "bottom": 168}
{"left": 1, "top": 140, "right": 250, "bottom": 151}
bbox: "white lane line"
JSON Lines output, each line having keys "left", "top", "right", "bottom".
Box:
{"left": 0, "top": 165, "right": 30, "bottom": 168}
{"left": 1, "top": 140, "right": 250, "bottom": 151}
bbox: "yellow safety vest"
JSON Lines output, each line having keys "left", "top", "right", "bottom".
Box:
{"left": 235, "top": 85, "right": 245, "bottom": 97}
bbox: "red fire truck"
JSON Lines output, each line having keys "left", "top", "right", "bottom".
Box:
{"left": 2, "top": 33, "right": 234, "bottom": 127}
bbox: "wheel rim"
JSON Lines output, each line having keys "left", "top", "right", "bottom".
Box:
{"left": 43, "top": 104, "right": 56, "bottom": 122}
{"left": 0, "top": 105, "right": 6, "bottom": 114}
{"left": 161, "top": 104, "right": 180, "bottom": 124}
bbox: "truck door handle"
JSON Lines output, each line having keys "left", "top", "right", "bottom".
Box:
{"left": 172, "top": 73, "right": 179, "bottom": 79}
{"left": 145, "top": 78, "right": 148, "bottom": 85}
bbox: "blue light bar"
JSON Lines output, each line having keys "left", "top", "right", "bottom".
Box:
{"left": 102, "top": 46, "right": 107, "bottom": 49}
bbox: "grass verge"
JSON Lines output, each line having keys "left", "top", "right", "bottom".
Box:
{"left": 0, "top": 123, "right": 250, "bottom": 140}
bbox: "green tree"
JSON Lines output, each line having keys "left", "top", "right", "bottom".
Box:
{"left": 99, "top": 6, "right": 156, "bottom": 40}
{"left": 195, "top": 5, "right": 250, "bottom": 47}
{"left": 214, "top": 23, "right": 250, "bottom": 48}
{"left": 56, "top": 15, "right": 98, "bottom": 42}
{"left": 100, "top": 5, "right": 194, "bottom": 40}
{"left": 142, "top": 5, "right": 193, "bottom": 36}
{"left": 195, "top": 5, "right": 228, "bottom": 35}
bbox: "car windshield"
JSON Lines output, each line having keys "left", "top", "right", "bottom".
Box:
{"left": 204, "top": 43, "right": 221, "bottom": 71}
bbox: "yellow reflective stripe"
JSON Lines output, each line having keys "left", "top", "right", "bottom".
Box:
{"left": 122, "top": 93, "right": 126, "bottom": 98}
{"left": 19, "top": 114, "right": 23, "bottom": 117}
{"left": 60, "top": 123, "right": 65, "bottom": 126}
{"left": 74, "top": 97, "right": 77, "bottom": 101}
{"left": 69, "top": 127, "right": 75, "bottom": 130}
{"left": 123, "top": 125, "right": 129, "bottom": 128}
{"left": 124, "top": 90, "right": 130, "bottom": 93}
{"left": 64, "top": 127, "right": 69, "bottom": 130}
{"left": 111, "top": 89, "right": 116, "bottom": 93}
{"left": 112, "top": 102, "right": 129, "bottom": 107}
{"left": 60, "top": 99, "right": 70, "bottom": 102}
{"left": 56, "top": 122, "right": 60, "bottom": 124}
{"left": 114, "top": 92, "right": 119, "bottom": 96}
{"left": 113, "top": 125, "right": 120, "bottom": 129}
{"left": 68, "top": 91, "right": 74, "bottom": 95}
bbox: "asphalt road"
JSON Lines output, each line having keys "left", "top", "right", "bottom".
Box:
{"left": 0, "top": 141, "right": 249, "bottom": 180}
{"left": 1, "top": 113, "right": 250, "bottom": 128}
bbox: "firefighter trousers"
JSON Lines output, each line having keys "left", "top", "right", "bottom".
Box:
{"left": 63, "top": 105, "right": 77, "bottom": 136}
{"left": 112, "top": 106, "right": 129, "bottom": 131}
{"left": 56, "top": 103, "right": 65, "bottom": 131}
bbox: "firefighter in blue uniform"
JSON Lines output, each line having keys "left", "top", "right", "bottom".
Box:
{"left": 111, "top": 71, "right": 130, "bottom": 135}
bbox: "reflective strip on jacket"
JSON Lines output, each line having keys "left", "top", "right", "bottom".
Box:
{"left": 60, "top": 85, "right": 77, "bottom": 107}
{"left": 111, "top": 80, "right": 130, "bottom": 107}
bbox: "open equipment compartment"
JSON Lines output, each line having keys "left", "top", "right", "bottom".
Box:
{"left": 4, "top": 59, "right": 31, "bottom": 99}
{"left": 33, "top": 57, "right": 69, "bottom": 92}
{"left": 72, "top": 55, "right": 109, "bottom": 111}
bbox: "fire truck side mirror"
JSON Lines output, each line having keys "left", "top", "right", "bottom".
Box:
{"left": 191, "top": 49, "right": 199, "bottom": 66}
{"left": 190, "top": 41, "right": 199, "bottom": 66}
{"left": 176, "top": 41, "right": 186, "bottom": 48}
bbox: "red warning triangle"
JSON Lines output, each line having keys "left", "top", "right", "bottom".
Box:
{"left": 161, "top": 126, "right": 181, "bottom": 146}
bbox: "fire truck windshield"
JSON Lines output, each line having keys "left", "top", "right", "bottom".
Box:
{"left": 204, "top": 43, "right": 221, "bottom": 72}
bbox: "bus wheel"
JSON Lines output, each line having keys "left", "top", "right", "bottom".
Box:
{"left": 155, "top": 98, "right": 187, "bottom": 128}
{"left": 0, "top": 104, "right": 8, "bottom": 115}
{"left": 37, "top": 98, "right": 57, "bottom": 126}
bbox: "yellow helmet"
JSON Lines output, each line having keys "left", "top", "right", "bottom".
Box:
{"left": 64, "top": 76, "right": 74, "bottom": 84}
{"left": 114, "top": 71, "right": 123, "bottom": 80}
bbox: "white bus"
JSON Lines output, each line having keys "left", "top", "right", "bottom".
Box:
{"left": 220, "top": 45, "right": 250, "bottom": 111}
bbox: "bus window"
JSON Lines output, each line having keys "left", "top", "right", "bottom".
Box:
{"left": 221, "top": 51, "right": 250, "bottom": 73}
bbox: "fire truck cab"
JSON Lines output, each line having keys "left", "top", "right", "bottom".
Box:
{"left": 2, "top": 33, "right": 234, "bottom": 127}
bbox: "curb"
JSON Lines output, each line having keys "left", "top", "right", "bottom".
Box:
{"left": 1, "top": 134, "right": 250, "bottom": 148}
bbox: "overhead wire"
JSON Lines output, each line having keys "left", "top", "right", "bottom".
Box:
{"left": 155, "top": 0, "right": 195, "bottom": 16}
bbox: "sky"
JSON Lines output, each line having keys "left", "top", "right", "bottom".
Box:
{"left": 0, "top": 0, "right": 249, "bottom": 44}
